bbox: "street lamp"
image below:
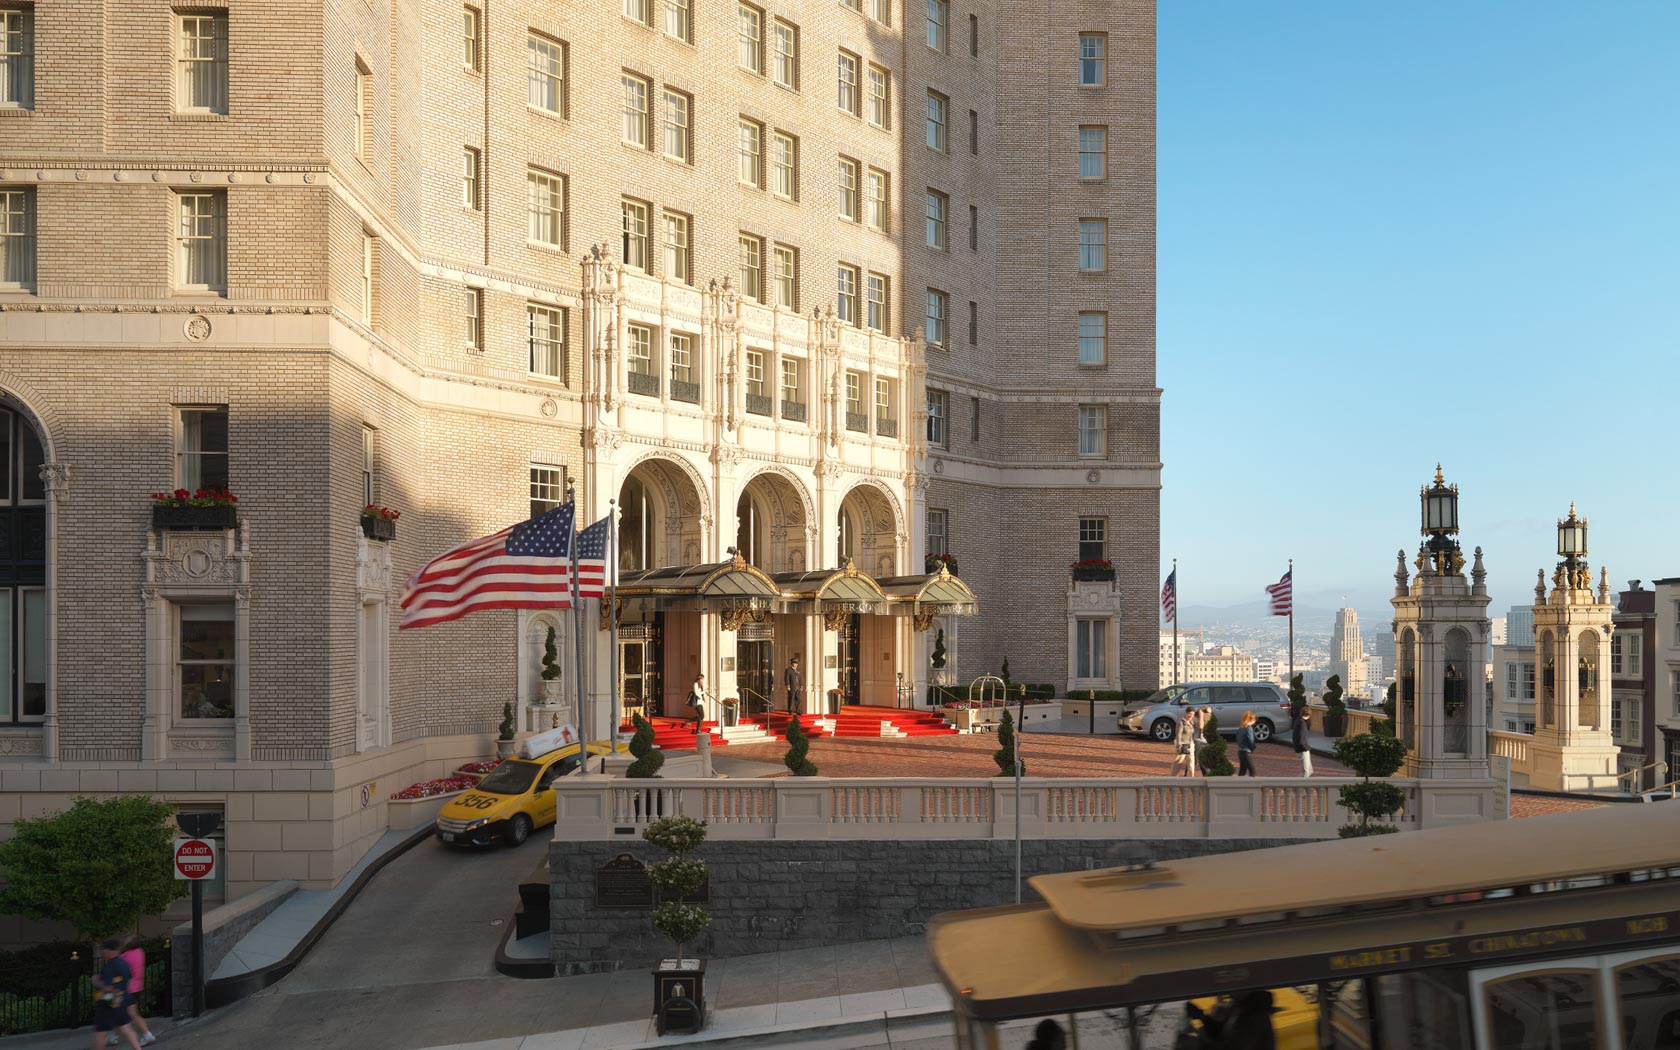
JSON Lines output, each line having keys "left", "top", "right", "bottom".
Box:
{"left": 1557, "top": 502, "right": 1588, "bottom": 561}
{"left": 1419, "top": 464, "right": 1461, "bottom": 573}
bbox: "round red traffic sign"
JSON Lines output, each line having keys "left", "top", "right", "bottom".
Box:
{"left": 174, "top": 837, "right": 216, "bottom": 880}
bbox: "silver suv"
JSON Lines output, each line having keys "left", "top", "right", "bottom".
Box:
{"left": 1120, "top": 682, "right": 1290, "bottom": 743}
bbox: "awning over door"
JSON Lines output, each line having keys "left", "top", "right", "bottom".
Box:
{"left": 877, "top": 564, "right": 980, "bottom": 624}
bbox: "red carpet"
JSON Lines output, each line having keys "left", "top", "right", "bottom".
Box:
{"left": 617, "top": 716, "right": 729, "bottom": 750}
{"left": 626, "top": 706, "right": 959, "bottom": 752}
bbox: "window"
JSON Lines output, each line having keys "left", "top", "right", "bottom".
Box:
{"left": 528, "top": 304, "right": 563, "bottom": 377}
{"left": 866, "top": 169, "right": 888, "bottom": 231}
{"left": 1, "top": 6, "right": 32, "bottom": 108}
{"left": 866, "top": 273, "right": 888, "bottom": 332}
{"left": 1078, "top": 32, "right": 1106, "bottom": 85}
{"left": 968, "top": 12, "right": 978, "bottom": 56}
{"left": 462, "top": 147, "right": 480, "bottom": 209}
{"left": 1611, "top": 697, "right": 1624, "bottom": 738}
{"left": 662, "top": 88, "right": 691, "bottom": 161}
{"left": 738, "top": 118, "right": 763, "bottom": 187}
{"left": 464, "top": 287, "right": 483, "bottom": 349}
{"left": 968, "top": 396, "right": 981, "bottom": 443}
{"left": 1078, "top": 517, "right": 1105, "bottom": 561}
{"left": 836, "top": 264, "right": 859, "bottom": 325}
{"left": 837, "top": 51, "right": 860, "bottom": 115}
{"left": 1078, "top": 404, "right": 1106, "bottom": 457}
{"left": 623, "top": 0, "right": 651, "bottom": 25}
{"left": 838, "top": 157, "right": 860, "bottom": 221}
{"left": 1674, "top": 669, "right": 1680, "bottom": 716}
{"left": 925, "top": 0, "right": 947, "bottom": 51}
{"left": 870, "top": 0, "right": 890, "bottom": 25}
{"left": 530, "top": 465, "right": 564, "bottom": 517}
{"left": 926, "top": 509, "right": 947, "bottom": 557}
{"left": 621, "top": 199, "right": 650, "bottom": 270}
{"left": 1077, "top": 311, "right": 1106, "bottom": 364}
{"left": 846, "top": 372, "right": 862, "bottom": 417}
{"left": 528, "top": 34, "right": 565, "bottom": 116}
{"left": 1078, "top": 125, "right": 1107, "bottom": 179}
{"left": 0, "top": 188, "right": 33, "bottom": 290}
{"left": 527, "top": 169, "right": 564, "bottom": 247}
{"left": 738, "top": 3, "right": 763, "bottom": 73}
{"left": 874, "top": 376, "right": 893, "bottom": 423}
{"left": 745, "top": 350, "right": 765, "bottom": 396}
{"left": 968, "top": 204, "right": 978, "bottom": 250}
{"left": 626, "top": 323, "right": 653, "bottom": 375}
{"left": 967, "top": 300, "right": 976, "bottom": 344}
{"left": 664, "top": 0, "right": 691, "bottom": 42}
{"left": 926, "top": 90, "right": 947, "bottom": 150}
{"left": 867, "top": 65, "right": 890, "bottom": 127}
{"left": 462, "top": 6, "right": 481, "bottom": 69}
{"left": 771, "top": 131, "right": 797, "bottom": 198}
{"left": 177, "top": 12, "right": 228, "bottom": 114}
{"left": 738, "top": 234, "right": 764, "bottom": 300}
{"left": 621, "top": 72, "right": 650, "bottom": 147}
{"left": 1076, "top": 619, "right": 1108, "bottom": 679}
{"left": 359, "top": 232, "right": 376, "bottom": 324}
{"left": 927, "top": 389, "right": 948, "bottom": 447}
{"left": 176, "top": 192, "right": 226, "bottom": 293}
{"left": 925, "top": 288, "right": 948, "bottom": 347}
{"left": 772, "top": 243, "right": 797, "bottom": 309}
{"left": 361, "top": 427, "right": 376, "bottom": 506}
{"left": 178, "top": 408, "right": 229, "bottom": 490}
{"left": 354, "top": 59, "right": 372, "bottom": 160}
{"left": 1522, "top": 662, "right": 1535, "bottom": 701}
{"left": 1079, "top": 218, "right": 1107, "bottom": 271}
{"left": 772, "top": 19, "right": 797, "bottom": 89}
{"left": 925, "top": 189, "right": 947, "bottom": 249}
{"left": 1611, "top": 633, "right": 1642, "bottom": 676}
{"left": 663, "top": 211, "right": 691, "bottom": 283}
{"left": 670, "top": 333, "right": 694, "bottom": 385}
{"left": 179, "top": 603, "right": 235, "bottom": 719}
{"left": 780, "top": 357, "right": 801, "bottom": 405}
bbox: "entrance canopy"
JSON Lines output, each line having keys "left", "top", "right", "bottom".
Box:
{"left": 772, "top": 560, "right": 888, "bottom": 615}
{"left": 877, "top": 564, "right": 979, "bottom": 619}
{"left": 615, "top": 551, "right": 783, "bottom": 614}
{"left": 610, "top": 554, "right": 977, "bottom": 620}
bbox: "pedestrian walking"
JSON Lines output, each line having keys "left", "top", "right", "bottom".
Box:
{"left": 685, "top": 672, "right": 707, "bottom": 730}
{"left": 1191, "top": 708, "right": 1209, "bottom": 775}
{"left": 91, "top": 939, "right": 142, "bottom": 1050}
{"left": 1236, "top": 711, "right": 1259, "bottom": 777}
{"left": 1172, "top": 709, "right": 1196, "bottom": 776}
{"left": 783, "top": 655, "right": 804, "bottom": 715}
{"left": 107, "top": 936, "right": 156, "bottom": 1047}
{"left": 1292, "top": 705, "right": 1313, "bottom": 777}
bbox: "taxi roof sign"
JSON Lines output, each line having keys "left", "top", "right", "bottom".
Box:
{"left": 520, "top": 724, "right": 579, "bottom": 760}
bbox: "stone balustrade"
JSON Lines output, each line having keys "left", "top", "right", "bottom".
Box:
{"left": 1490, "top": 730, "right": 1533, "bottom": 776}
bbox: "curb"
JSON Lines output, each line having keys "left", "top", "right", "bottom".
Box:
{"left": 607, "top": 1003, "right": 951, "bottom": 1049}
{"left": 493, "top": 916, "right": 555, "bottom": 979}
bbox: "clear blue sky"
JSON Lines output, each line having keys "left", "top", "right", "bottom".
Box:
{"left": 1159, "top": 3, "right": 1680, "bottom": 614}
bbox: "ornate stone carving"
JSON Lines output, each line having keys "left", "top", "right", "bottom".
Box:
{"left": 823, "top": 607, "right": 851, "bottom": 631}
{"left": 1471, "top": 546, "right": 1486, "bottom": 593}
{"left": 0, "top": 732, "right": 44, "bottom": 756}
{"left": 1535, "top": 568, "right": 1547, "bottom": 603}
{"left": 357, "top": 528, "right": 393, "bottom": 596}
{"left": 912, "top": 609, "right": 937, "bottom": 632}
{"left": 37, "top": 462, "right": 71, "bottom": 497}
{"left": 1394, "top": 549, "right": 1409, "bottom": 596}
{"left": 170, "top": 735, "right": 234, "bottom": 757}
{"left": 184, "top": 315, "right": 212, "bottom": 341}
{"left": 153, "top": 532, "right": 244, "bottom": 584}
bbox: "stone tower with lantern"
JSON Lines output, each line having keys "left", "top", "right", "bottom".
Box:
{"left": 1390, "top": 466, "right": 1493, "bottom": 780}
{"left": 1527, "top": 504, "right": 1621, "bottom": 793}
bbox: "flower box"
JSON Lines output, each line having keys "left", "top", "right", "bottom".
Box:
{"left": 1071, "top": 565, "right": 1116, "bottom": 582}
{"left": 387, "top": 789, "right": 466, "bottom": 831}
{"left": 152, "top": 504, "right": 237, "bottom": 531}
{"left": 925, "top": 556, "right": 959, "bottom": 576}
{"left": 361, "top": 516, "right": 396, "bottom": 541}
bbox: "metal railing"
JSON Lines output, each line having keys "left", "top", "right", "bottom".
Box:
{"left": 737, "top": 686, "right": 773, "bottom": 719}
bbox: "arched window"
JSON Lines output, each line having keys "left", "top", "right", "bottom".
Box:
{"left": 1578, "top": 630, "right": 1600, "bottom": 729}
{"left": 0, "top": 406, "right": 47, "bottom": 723}
{"left": 1539, "top": 630, "right": 1555, "bottom": 728}
{"left": 620, "top": 476, "right": 649, "bottom": 572}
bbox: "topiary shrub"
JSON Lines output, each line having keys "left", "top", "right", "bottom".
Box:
{"left": 993, "top": 710, "right": 1022, "bottom": 776}
{"left": 1000, "top": 657, "right": 1012, "bottom": 695}
{"left": 783, "top": 715, "right": 817, "bottom": 776}
{"left": 498, "top": 701, "right": 516, "bottom": 741}
{"left": 541, "top": 625, "right": 561, "bottom": 681}
{"left": 626, "top": 712, "right": 665, "bottom": 779}
{"left": 1196, "top": 712, "right": 1235, "bottom": 776}
{"left": 931, "top": 628, "right": 947, "bottom": 670}
{"left": 1332, "top": 731, "right": 1409, "bottom": 837}
{"left": 1286, "top": 673, "right": 1307, "bottom": 717}
{"left": 1323, "top": 674, "right": 1345, "bottom": 716}
{"left": 645, "top": 816, "right": 710, "bottom": 964}
{"left": 1373, "top": 682, "right": 1399, "bottom": 739}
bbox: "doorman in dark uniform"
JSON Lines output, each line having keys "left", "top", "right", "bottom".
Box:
{"left": 784, "top": 655, "right": 804, "bottom": 715}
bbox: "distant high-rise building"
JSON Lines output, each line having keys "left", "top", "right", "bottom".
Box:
{"left": 1329, "top": 608, "right": 1369, "bottom": 695}
{"left": 1506, "top": 606, "right": 1535, "bottom": 647}
{"left": 1185, "top": 645, "right": 1255, "bottom": 682}
{"left": 1255, "top": 658, "right": 1278, "bottom": 681}
{"left": 1490, "top": 617, "right": 1508, "bottom": 647}
{"left": 1158, "top": 629, "right": 1204, "bottom": 687}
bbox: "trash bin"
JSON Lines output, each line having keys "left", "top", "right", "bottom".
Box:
{"left": 827, "top": 689, "right": 842, "bottom": 715}
{"left": 721, "top": 701, "right": 739, "bottom": 728}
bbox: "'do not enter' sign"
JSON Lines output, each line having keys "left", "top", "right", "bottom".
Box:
{"left": 174, "top": 837, "right": 217, "bottom": 881}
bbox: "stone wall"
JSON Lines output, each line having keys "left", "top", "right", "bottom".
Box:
{"left": 169, "top": 878, "right": 296, "bottom": 1017}
{"left": 549, "top": 836, "right": 1310, "bottom": 974}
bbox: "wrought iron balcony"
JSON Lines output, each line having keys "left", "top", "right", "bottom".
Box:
{"left": 875, "top": 417, "right": 897, "bottom": 438}
{"left": 846, "top": 411, "right": 869, "bottom": 433}
{"left": 628, "top": 371, "right": 660, "bottom": 397}
{"left": 781, "top": 400, "right": 807, "bottom": 422}
{"left": 746, "top": 393, "right": 773, "bottom": 416}
{"left": 671, "top": 380, "right": 701, "bottom": 404}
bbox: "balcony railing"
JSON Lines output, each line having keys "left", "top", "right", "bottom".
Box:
{"left": 780, "top": 400, "right": 807, "bottom": 422}
{"left": 628, "top": 371, "right": 660, "bottom": 397}
{"left": 746, "top": 393, "right": 773, "bottom": 416}
{"left": 1071, "top": 565, "right": 1116, "bottom": 582}
{"left": 846, "top": 411, "right": 869, "bottom": 433}
{"left": 671, "top": 379, "right": 700, "bottom": 404}
{"left": 875, "top": 417, "right": 897, "bottom": 438}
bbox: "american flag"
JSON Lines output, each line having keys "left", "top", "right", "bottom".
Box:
{"left": 399, "top": 503, "right": 576, "bottom": 629}
{"left": 573, "top": 513, "right": 612, "bottom": 599}
{"left": 1266, "top": 569, "right": 1293, "bottom": 617}
{"left": 1161, "top": 569, "right": 1177, "bottom": 624}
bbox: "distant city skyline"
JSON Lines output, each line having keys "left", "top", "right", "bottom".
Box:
{"left": 1158, "top": 3, "right": 1679, "bottom": 613}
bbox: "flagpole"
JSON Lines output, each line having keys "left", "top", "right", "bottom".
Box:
{"left": 568, "top": 478, "right": 590, "bottom": 778}
{"left": 1287, "top": 557, "right": 1294, "bottom": 685}
{"left": 1172, "top": 558, "right": 1179, "bottom": 687}
{"left": 607, "top": 498, "right": 619, "bottom": 753}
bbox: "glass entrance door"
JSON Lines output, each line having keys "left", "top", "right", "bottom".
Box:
{"left": 737, "top": 639, "right": 774, "bottom": 715}
{"left": 619, "top": 621, "right": 663, "bottom": 718}
{"left": 837, "top": 614, "right": 861, "bottom": 709}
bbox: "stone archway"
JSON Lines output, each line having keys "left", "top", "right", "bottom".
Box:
{"left": 619, "top": 455, "right": 708, "bottom": 571}
{"left": 836, "top": 480, "right": 900, "bottom": 578}
{"left": 736, "top": 468, "right": 811, "bottom": 574}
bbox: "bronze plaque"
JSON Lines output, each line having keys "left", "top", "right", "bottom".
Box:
{"left": 595, "top": 853, "right": 654, "bottom": 908}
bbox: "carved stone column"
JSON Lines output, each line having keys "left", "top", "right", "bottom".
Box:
{"left": 37, "top": 462, "right": 69, "bottom": 763}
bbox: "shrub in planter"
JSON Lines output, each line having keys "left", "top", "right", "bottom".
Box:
{"left": 644, "top": 816, "right": 710, "bottom": 964}
{"left": 541, "top": 626, "right": 561, "bottom": 683}
{"left": 992, "top": 710, "right": 1021, "bottom": 777}
{"left": 150, "top": 488, "right": 238, "bottom": 530}
{"left": 1321, "top": 674, "right": 1348, "bottom": 737}
{"left": 1286, "top": 673, "right": 1307, "bottom": 718}
{"left": 626, "top": 713, "right": 665, "bottom": 779}
{"left": 1332, "top": 731, "right": 1409, "bottom": 837}
{"left": 783, "top": 716, "right": 817, "bottom": 776}
{"left": 1196, "top": 712, "right": 1234, "bottom": 776}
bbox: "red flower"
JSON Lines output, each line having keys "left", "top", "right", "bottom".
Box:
{"left": 174, "top": 489, "right": 189, "bottom": 499}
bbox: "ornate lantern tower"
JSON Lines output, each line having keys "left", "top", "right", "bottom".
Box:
{"left": 1390, "top": 466, "right": 1493, "bottom": 781}
{"left": 1527, "top": 503, "right": 1620, "bottom": 792}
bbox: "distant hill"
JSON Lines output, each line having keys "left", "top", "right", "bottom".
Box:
{"left": 1172, "top": 587, "right": 1395, "bottom": 636}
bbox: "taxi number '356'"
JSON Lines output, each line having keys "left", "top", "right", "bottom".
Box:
{"left": 458, "top": 795, "right": 497, "bottom": 809}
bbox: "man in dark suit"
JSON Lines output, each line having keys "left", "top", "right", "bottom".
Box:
{"left": 784, "top": 655, "right": 804, "bottom": 715}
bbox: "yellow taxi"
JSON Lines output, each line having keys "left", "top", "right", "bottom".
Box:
{"left": 434, "top": 736, "right": 621, "bottom": 848}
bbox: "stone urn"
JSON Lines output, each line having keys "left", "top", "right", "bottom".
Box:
{"left": 540, "top": 678, "right": 563, "bottom": 703}
{"left": 496, "top": 736, "right": 518, "bottom": 759}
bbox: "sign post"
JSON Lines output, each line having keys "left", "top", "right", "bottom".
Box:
{"left": 174, "top": 811, "right": 223, "bottom": 1017}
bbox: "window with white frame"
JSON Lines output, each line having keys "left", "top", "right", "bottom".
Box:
{"left": 530, "top": 464, "right": 563, "bottom": 518}
{"left": 837, "top": 50, "right": 860, "bottom": 115}
{"left": 178, "top": 407, "right": 229, "bottom": 491}
{"left": 845, "top": 371, "right": 862, "bottom": 416}
{"left": 354, "top": 58, "right": 372, "bottom": 160}
{"left": 925, "top": 90, "right": 947, "bottom": 150}
{"left": 623, "top": 0, "right": 651, "bottom": 25}
{"left": 866, "top": 273, "right": 888, "bottom": 332}
{"left": 662, "top": 87, "right": 691, "bottom": 161}
{"left": 621, "top": 72, "right": 650, "bottom": 147}
{"left": 874, "top": 375, "right": 892, "bottom": 423}
{"left": 663, "top": 211, "right": 691, "bottom": 283}
{"left": 836, "top": 264, "right": 858, "bottom": 325}
{"left": 772, "top": 243, "right": 797, "bottom": 310}
{"left": 1521, "top": 662, "right": 1535, "bottom": 701}
{"left": 1078, "top": 32, "right": 1106, "bottom": 86}
{"left": 1078, "top": 404, "right": 1106, "bottom": 457}
{"left": 870, "top": 0, "right": 890, "bottom": 26}
{"left": 738, "top": 118, "right": 763, "bottom": 187}
{"left": 1078, "top": 125, "right": 1107, "bottom": 179}
{"left": 780, "top": 357, "right": 801, "bottom": 406}
{"left": 361, "top": 426, "right": 376, "bottom": 506}
{"left": 359, "top": 231, "right": 376, "bottom": 324}
{"left": 1079, "top": 218, "right": 1107, "bottom": 271}
{"left": 178, "top": 602, "right": 236, "bottom": 719}
{"left": 462, "top": 6, "right": 481, "bottom": 69}
{"left": 927, "top": 389, "right": 948, "bottom": 447}
{"left": 528, "top": 169, "right": 564, "bottom": 247}
{"left": 1078, "top": 517, "right": 1105, "bottom": 561}
{"left": 1077, "top": 311, "right": 1106, "bottom": 365}
{"left": 738, "top": 3, "right": 763, "bottom": 73}
{"left": 462, "top": 147, "right": 480, "bottom": 209}
{"left": 771, "top": 130, "right": 797, "bottom": 198}
{"left": 867, "top": 64, "right": 890, "bottom": 127}
{"left": 176, "top": 11, "right": 228, "bottom": 114}
{"left": 528, "top": 34, "right": 565, "bottom": 116}
{"left": 621, "top": 198, "right": 650, "bottom": 269}
{"left": 925, "top": 189, "right": 947, "bottom": 249}
{"left": 866, "top": 169, "right": 888, "bottom": 231}
{"left": 838, "top": 157, "right": 860, "bottom": 221}
{"left": 1076, "top": 618, "right": 1108, "bottom": 679}
{"left": 772, "top": 19, "right": 797, "bottom": 88}
{"left": 1, "top": 6, "right": 33, "bottom": 109}
{"left": 1611, "top": 696, "right": 1624, "bottom": 739}
{"left": 664, "top": 0, "right": 691, "bottom": 42}
{"left": 176, "top": 191, "right": 226, "bottom": 293}
{"left": 925, "top": 0, "right": 947, "bottom": 50}
{"left": 925, "top": 288, "right": 947, "bottom": 347}
{"left": 738, "top": 234, "right": 764, "bottom": 301}
{"left": 1611, "top": 633, "right": 1642, "bottom": 677}
{"left": 669, "top": 333, "right": 694, "bottom": 385}
{"left": 528, "top": 303, "right": 563, "bottom": 377}
{"left": 745, "top": 350, "right": 766, "bottom": 397}
{"left": 926, "top": 508, "right": 948, "bottom": 557}
{"left": 626, "top": 323, "right": 653, "bottom": 376}
{"left": 464, "top": 287, "right": 483, "bottom": 349}
{"left": 1, "top": 187, "right": 34, "bottom": 290}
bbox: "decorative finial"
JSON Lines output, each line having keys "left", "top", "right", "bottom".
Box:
{"left": 1394, "top": 549, "right": 1409, "bottom": 596}
{"left": 1569, "top": 500, "right": 1576, "bottom": 517}
{"left": 1535, "top": 568, "right": 1546, "bottom": 602}
{"left": 1598, "top": 567, "right": 1611, "bottom": 605}
{"left": 1471, "top": 546, "right": 1487, "bottom": 595}
{"left": 1434, "top": 463, "right": 1444, "bottom": 485}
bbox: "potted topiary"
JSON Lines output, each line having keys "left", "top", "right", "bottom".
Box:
{"left": 539, "top": 625, "right": 563, "bottom": 703}
{"left": 1332, "top": 730, "right": 1408, "bottom": 837}
{"left": 992, "top": 710, "right": 1021, "bottom": 776}
{"left": 360, "top": 504, "right": 399, "bottom": 540}
{"left": 1197, "top": 711, "right": 1235, "bottom": 775}
{"left": 1321, "top": 674, "right": 1348, "bottom": 738}
{"left": 783, "top": 715, "right": 817, "bottom": 776}
{"left": 496, "top": 701, "right": 517, "bottom": 759}
{"left": 626, "top": 713, "right": 665, "bottom": 779}
{"left": 645, "top": 815, "right": 710, "bottom": 1034}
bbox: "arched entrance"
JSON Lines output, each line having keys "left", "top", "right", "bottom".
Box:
{"left": 836, "top": 482, "right": 899, "bottom": 578}
{"left": 734, "top": 470, "right": 808, "bottom": 573}
{"left": 0, "top": 403, "right": 47, "bottom": 724}
{"left": 616, "top": 457, "right": 708, "bottom": 718}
